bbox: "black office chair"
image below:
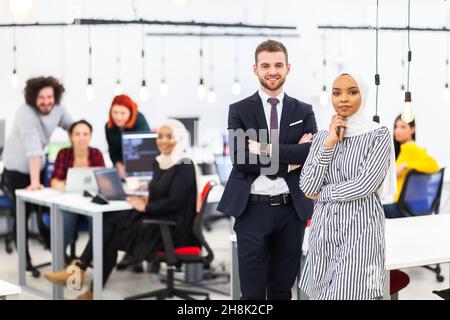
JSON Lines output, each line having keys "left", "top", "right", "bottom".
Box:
{"left": 397, "top": 168, "right": 446, "bottom": 282}
{"left": 123, "top": 181, "right": 223, "bottom": 300}
{"left": 0, "top": 193, "right": 14, "bottom": 254}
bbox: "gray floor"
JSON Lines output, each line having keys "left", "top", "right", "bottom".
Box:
{"left": 0, "top": 216, "right": 449, "bottom": 300}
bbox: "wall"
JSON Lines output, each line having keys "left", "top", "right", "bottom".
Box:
{"left": 1, "top": 0, "right": 448, "bottom": 165}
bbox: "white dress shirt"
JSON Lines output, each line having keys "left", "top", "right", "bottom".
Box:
{"left": 250, "top": 89, "right": 290, "bottom": 196}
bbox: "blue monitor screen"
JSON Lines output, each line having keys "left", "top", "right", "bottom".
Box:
{"left": 122, "top": 132, "right": 159, "bottom": 178}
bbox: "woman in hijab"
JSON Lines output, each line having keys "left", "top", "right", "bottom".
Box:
{"left": 43, "top": 119, "right": 200, "bottom": 299}
{"left": 298, "top": 72, "right": 396, "bottom": 300}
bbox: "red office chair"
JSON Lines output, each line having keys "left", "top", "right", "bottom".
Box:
{"left": 390, "top": 270, "right": 410, "bottom": 299}
{"left": 124, "top": 181, "right": 218, "bottom": 300}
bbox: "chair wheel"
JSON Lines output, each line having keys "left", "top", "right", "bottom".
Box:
{"left": 5, "top": 244, "right": 13, "bottom": 254}
{"left": 437, "top": 275, "right": 445, "bottom": 282}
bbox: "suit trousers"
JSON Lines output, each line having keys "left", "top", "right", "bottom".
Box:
{"left": 233, "top": 199, "right": 306, "bottom": 300}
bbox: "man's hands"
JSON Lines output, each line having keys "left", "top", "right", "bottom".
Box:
{"left": 248, "top": 133, "right": 313, "bottom": 173}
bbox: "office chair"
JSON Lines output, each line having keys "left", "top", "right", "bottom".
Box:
{"left": 397, "top": 168, "right": 446, "bottom": 282}
{"left": 123, "top": 182, "right": 221, "bottom": 300}
{"left": 390, "top": 270, "right": 410, "bottom": 300}
{"left": 203, "top": 155, "right": 231, "bottom": 231}
{"left": 180, "top": 180, "right": 229, "bottom": 295}
{"left": 0, "top": 193, "right": 14, "bottom": 254}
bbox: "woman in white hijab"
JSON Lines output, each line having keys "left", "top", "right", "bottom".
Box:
{"left": 298, "top": 72, "right": 396, "bottom": 300}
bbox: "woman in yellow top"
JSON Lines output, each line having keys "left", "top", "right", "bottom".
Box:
{"left": 384, "top": 115, "right": 439, "bottom": 218}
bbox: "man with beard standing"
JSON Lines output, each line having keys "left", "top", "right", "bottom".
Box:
{"left": 217, "top": 40, "right": 318, "bottom": 300}
{"left": 1, "top": 76, "right": 73, "bottom": 277}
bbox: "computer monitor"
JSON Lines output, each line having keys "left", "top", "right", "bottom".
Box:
{"left": 214, "top": 154, "right": 233, "bottom": 185}
{"left": 174, "top": 117, "right": 199, "bottom": 147}
{"left": 122, "top": 132, "right": 159, "bottom": 178}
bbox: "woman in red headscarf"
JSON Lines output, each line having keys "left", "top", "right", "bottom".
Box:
{"left": 105, "top": 94, "right": 150, "bottom": 178}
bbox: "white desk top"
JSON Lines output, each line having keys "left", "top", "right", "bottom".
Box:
{"left": 230, "top": 213, "right": 450, "bottom": 271}
{"left": 53, "top": 193, "right": 132, "bottom": 214}
{"left": 15, "top": 189, "right": 64, "bottom": 206}
{"left": 385, "top": 213, "right": 450, "bottom": 270}
{"left": 300, "top": 213, "right": 450, "bottom": 270}
{"left": 0, "top": 280, "right": 21, "bottom": 297}
{"left": 15, "top": 188, "right": 132, "bottom": 214}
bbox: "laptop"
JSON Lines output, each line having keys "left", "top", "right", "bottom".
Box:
{"left": 214, "top": 155, "right": 233, "bottom": 185}
{"left": 94, "top": 168, "right": 127, "bottom": 201}
{"left": 66, "top": 167, "right": 102, "bottom": 193}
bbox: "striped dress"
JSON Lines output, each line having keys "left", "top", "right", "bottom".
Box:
{"left": 298, "top": 127, "right": 391, "bottom": 300}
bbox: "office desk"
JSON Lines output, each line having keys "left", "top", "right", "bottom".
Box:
{"left": 15, "top": 189, "right": 132, "bottom": 300}
{"left": 230, "top": 213, "right": 450, "bottom": 300}
{"left": 0, "top": 280, "right": 21, "bottom": 300}
{"left": 15, "top": 189, "right": 64, "bottom": 300}
{"left": 52, "top": 193, "right": 132, "bottom": 300}
{"left": 301, "top": 213, "right": 450, "bottom": 299}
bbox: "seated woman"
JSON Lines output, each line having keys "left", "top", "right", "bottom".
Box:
{"left": 383, "top": 115, "right": 439, "bottom": 219}
{"left": 49, "top": 120, "right": 105, "bottom": 254}
{"left": 43, "top": 119, "right": 200, "bottom": 300}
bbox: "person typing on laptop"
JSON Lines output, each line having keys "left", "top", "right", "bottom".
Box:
{"left": 43, "top": 119, "right": 200, "bottom": 300}
{"left": 47, "top": 120, "right": 105, "bottom": 258}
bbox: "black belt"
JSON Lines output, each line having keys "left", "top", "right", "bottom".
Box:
{"left": 250, "top": 193, "right": 291, "bottom": 206}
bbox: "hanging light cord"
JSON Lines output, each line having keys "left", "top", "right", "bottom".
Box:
{"left": 13, "top": 27, "right": 17, "bottom": 71}
{"left": 406, "top": 0, "right": 412, "bottom": 93}
{"left": 116, "top": 28, "right": 121, "bottom": 83}
{"left": 209, "top": 39, "right": 214, "bottom": 88}
{"left": 199, "top": 36, "right": 204, "bottom": 80}
{"left": 234, "top": 37, "right": 239, "bottom": 80}
{"left": 161, "top": 38, "right": 166, "bottom": 81}
{"left": 446, "top": 0, "right": 449, "bottom": 85}
{"left": 374, "top": 0, "right": 380, "bottom": 122}
{"left": 141, "top": 25, "right": 146, "bottom": 81}
{"left": 88, "top": 25, "right": 92, "bottom": 79}
{"left": 323, "top": 33, "right": 327, "bottom": 90}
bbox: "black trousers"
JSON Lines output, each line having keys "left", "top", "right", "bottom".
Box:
{"left": 233, "top": 200, "right": 306, "bottom": 300}
{"left": 79, "top": 212, "right": 161, "bottom": 286}
{"left": 0, "top": 169, "right": 46, "bottom": 265}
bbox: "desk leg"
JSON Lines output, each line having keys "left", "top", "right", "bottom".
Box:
{"left": 92, "top": 213, "right": 103, "bottom": 300}
{"left": 16, "top": 198, "right": 26, "bottom": 288}
{"left": 383, "top": 270, "right": 391, "bottom": 300}
{"left": 51, "top": 205, "right": 64, "bottom": 300}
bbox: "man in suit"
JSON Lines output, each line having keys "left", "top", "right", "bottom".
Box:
{"left": 217, "top": 39, "right": 318, "bottom": 300}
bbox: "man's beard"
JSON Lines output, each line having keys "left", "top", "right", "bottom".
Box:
{"left": 258, "top": 75, "right": 286, "bottom": 92}
{"left": 36, "top": 105, "right": 54, "bottom": 115}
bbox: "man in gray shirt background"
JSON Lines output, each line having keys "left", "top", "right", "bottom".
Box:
{"left": 1, "top": 76, "right": 73, "bottom": 277}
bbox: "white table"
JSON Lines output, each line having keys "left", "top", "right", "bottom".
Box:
{"left": 15, "top": 189, "right": 64, "bottom": 300}
{"left": 51, "top": 193, "right": 131, "bottom": 300}
{"left": 15, "top": 189, "right": 132, "bottom": 300}
{"left": 301, "top": 213, "right": 450, "bottom": 299}
{"left": 230, "top": 213, "right": 450, "bottom": 300}
{"left": 0, "top": 280, "right": 21, "bottom": 300}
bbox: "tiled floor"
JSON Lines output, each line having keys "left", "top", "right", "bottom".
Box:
{"left": 0, "top": 216, "right": 449, "bottom": 300}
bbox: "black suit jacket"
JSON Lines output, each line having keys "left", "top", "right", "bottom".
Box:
{"left": 217, "top": 91, "right": 318, "bottom": 222}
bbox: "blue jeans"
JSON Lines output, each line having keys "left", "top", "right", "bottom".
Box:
{"left": 383, "top": 203, "right": 404, "bottom": 219}
{"left": 63, "top": 210, "right": 92, "bottom": 252}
